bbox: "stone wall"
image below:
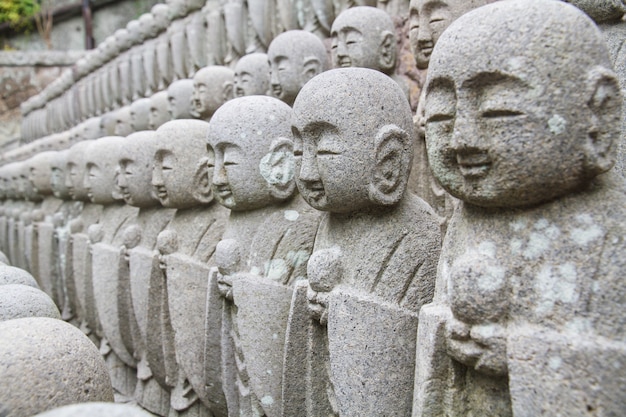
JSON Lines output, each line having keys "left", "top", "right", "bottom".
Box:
{"left": 0, "top": 51, "right": 83, "bottom": 151}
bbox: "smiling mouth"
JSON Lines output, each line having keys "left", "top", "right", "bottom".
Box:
{"left": 216, "top": 186, "right": 232, "bottom": 200}
{"left": 305, "top": 183, "right": 325, "bottom": 201}
{"left": 155, "top": 186, "right": 168, "bottom": 200}
{"left": 338, "top": 58, "right": 351, "bottom": 68}
{"left": 272, "top": 85, "right": 282, "bottom": 97}
{"left": 456, "top": 153, "right": 491, "bottom": 178}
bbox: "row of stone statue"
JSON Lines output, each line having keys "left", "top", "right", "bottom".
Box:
{"left": 3, "top": 0, "right": 626, "bottom": 416}
{"left": 19, "top": 0, "right": 414, "bottom": 143}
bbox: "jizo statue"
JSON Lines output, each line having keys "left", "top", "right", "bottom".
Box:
{"left": 284, "top": 68, "right": 441, "bottom": 416}
{"left": 167, "top": 79, "right": 195, "bottom": 120}
{"left": 267, "top": 30, "right": 329, "bottom": 106}
{"left": 190, "top": 66, "right": 234, "bottom": 121}
{"left": 414, "top": 1, "right": 626, "bottom": 415}
{"left": 233, "top": 53, "right": 271, "bottom": 97}
{"left": 148, "top": 91, "right": 171, "bottom": 130}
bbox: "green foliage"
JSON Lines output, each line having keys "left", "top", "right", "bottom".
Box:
{"left": 0, "top": 0, "right": 40, "bottom": 30}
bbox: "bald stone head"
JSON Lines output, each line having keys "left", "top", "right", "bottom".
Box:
{"left": 114, "top": 28, "right": 132, "bottom": 52}
{"left": 267, "top": 30, "right": 330, "bottom": 106}
{"left": 50, "top": 150, "right": 70, "bottom": 200}
{"left": 126, "top": 19, "right": 144, "bottom": 44}
{"left": 151, "top": 3, "right": 170, "bottom": 31}
{"left": 206, "top": 95, "right": 296, "bottom": 211}
{"left": 293, "top": 68, "right": 414, "bottom": 213}
{"left": 234, "top": 53, "right": 271, "bottom": 97}
{"left": 20, "top": 159, "right": 42, "bottom": 202}
{"left": 425, "top": 0, "right": 622, "bottom": 208}
{"left": 191, "top": 66, "right": 234, "bottom": 121}
{"left": 330, "top": 6, "right": 397, "bottom": 75}
{"left": 139, "top": 13, "right": 158, "bottom": 39}
{"left": 167, "top": 79, "right": 194, "bottom": 119}
{"left": 65, "top": 140, "right": 94, "bottom": 201}
{"left": 130, "top": 98, "right": 152, "bottom": 132}
{"left": 118, "top": 131, "right": 160, "bottom": 208}
{"left": 409, "top": 0, "right": 496, "bottom": 70}
{"left": 84, "top": 136, "right": 125, "bottom": 205}
{"left": 152, "top": 120, "right": 213, "bottom": 209}
{"left": 28, "top": 151, "right": 57, "bottom": 197}
{"left": 149, "top": 91, "right": 170, "bottom": 130}
{"left": 114, "top": 106, "right": 133, "bottom": 136}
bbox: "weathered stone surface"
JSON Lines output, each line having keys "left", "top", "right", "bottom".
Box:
{"left": 0, "top": 264, "right": 37, "bottom": 287}
{"left": 33, "top": 402, "right": 154, "bottom": 417}
{"left": 414, "top": 1, "right": 626, "bottom": 416}
{"left": 0, "top": 284, "right": 60, "bottom": 321}
{"left": 267, "top": 30, "right": 329, "bottom": 106}
{"left": 0, "top": 317, "right": 113, "bottom": 417}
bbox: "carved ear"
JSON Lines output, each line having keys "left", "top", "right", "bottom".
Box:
{"left": 222, "top": 81, "right": 234, "bottom": 101}
{"left": 264, "top": 137, "right": 296, "bottom": 201}
{"left": 192, "top": 157, "right": 214, "bottom": 204}
{"left": 302, "top": 57, "right": 321, "bottom": 82}
{"left": 583, "top": 66, "right": 621, "bottom": 176}
{"left": 369, "top": 124, "right": 412, "bottom": 206}
{"left": 378, "top": 31, "right": 396, "bottom": 73}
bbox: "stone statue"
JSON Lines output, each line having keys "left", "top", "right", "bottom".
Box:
{"left": 190, "top": 66, "right": 234, "bottom": 121}
{"left": 128, "top": 19, "right": 147, "bottom": 102}
{"left": 114, "top": 28, "right": 134, "bottom": 106}
{"left": 167, "top": 0, "right": 190, "bottom": 81}
{"left": 99, "top": 112, "right": 117, "bottom": 136}
{"left": 64, "top": 140, "right": 102, "bottom": 341}
{"left": 206, "top": 95, "right": 320, "bottom": 417}
{"left": 287, "top": 68, "right": 441, "bottom": 416}
{"left": 167, "top": 79, "right": 195, "bottom": 120}
{"left": 84, "top": 136, "right": 139, "bottom": 399}
{"left": 138, "top": 12, "right": 161, "bottom": 97}
{"left": 150, "top": 120, "right": 228, "bottom": 417}
{"left": 407, "top": 0, "right": 494, "bottom": 230}
{"left": 414, "top": 1, "right": 626, "bottom": 415}
{"left": 130, "top": 98, "right": 152, "bottom": 132}
{"left": 114, "top": 106, "right": 134, "bottom": 137}
{"left": 233, "top": 53, "right": 271, "bottom": 97}
{"left": 267, "top": 30, "right": 330, "bottom": 106}
{"left": 149, "top": 91, "right": 171, "bottom": 130}
{"left": 330, "top": 6, "right": 396, "bottom": 76}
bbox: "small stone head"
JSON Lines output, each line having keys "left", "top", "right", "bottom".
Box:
{"left": 191, "top": 66, "right": 234, "bottom": 121}
{"left": 50, "top": 150, "right": 70, "bottom": 200}
{"left": 152, "top": 119, "right": 213, "bottom": 209}
{"left": 114, "top": 106, "right": 133, "bottom": 136}
{"left": 206, "top": 95, "right": 296, "bottom": 211}
{"left": 100, "top": 112, "right": 117, "bottom": 136}
{"left": 425, "top": 0, "right": 622, "bottom": 208}
{"left": 139, "top": 13, "right": 159, "bottom": 40}
{"left": 65, "top": 140, "right": 94, "bottom": 201}
{"left": 19, "top": 160, "right": 41, "bottom": 202}
{"left": 149, "top": 91, "right": 170, "bottom": 130}
{"left": 28, "top": 151, "right": 56, "bottom": 198}
{"left": 114, "top": 28, "right": 132, "bottom": 52}
{"left": 167, "top": 0, "right": 188, "bottom": 20}
{"left": 234, "top": 53, "right": 271, "bottom": 97}
{"left": 267, "top": 30, "right": 330, "bottom": 106}
{"left": 409, "top": 0, "right": 495, "bottom": 70}
{"left": 151, "top": 3, "right": 170, "bottom": 31}
{"left": 292, "top": 68, "right": 414, "bottom": 213}
{"left": 118, "top": 131, "right": 160, "bottom": 207}
{"left": 126, "top": 19, "right": 144, "bottom": 44}
{"left": 167, "top": 79, "right": 194, "bottom": 119}
{"left": 84, "top": 136, "right": 125, "bottom": 205}
{"left": 130, "top": 98, "right": 152, "bottom": 132}
{"left": 330, "top": 6, "right": 397, "bottom": 75}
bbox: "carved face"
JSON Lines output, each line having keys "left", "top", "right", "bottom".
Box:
{"left": 50, "top": 158, "right": 69, "bottom": 199}
{"left": 409, "top": 0, "right": 454, "bottom": 70}
{"left": 425, "top": 23, "right": 592, "bottom": 207}
{"left": 83, "top": 138, "right": 121, "bottom": 204}
{"left": 206, "top": 138, "right": 273, "bottom": 211}
{"left": 234, "top": 54, "right": 271, "bottom": 97}
{"left": 292, "top": 113, "right": 372, "bottom": 212}
{"left": 167, "top": 80, "right": 194, "bottom": 119}
{"left": 118, "top": 157, "right": 154, "bottom": 207}
{"left": 268, "top": 52, "right": 302, "bottom": 106}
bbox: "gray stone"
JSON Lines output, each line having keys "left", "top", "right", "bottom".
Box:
{"left": 167, "top": 79, "right": 194, "bottom": 120}
{"left": 153, "top": 120, "right": 228, "bottom": 417}
{"left": 267, "top": 30, "right": 329, "bottom": 106}
{"left": 330, "top": 6, "right": 397, "bottom": 75}
{"left": 0, "top": 317, "right": 113, "bottom": 417}
{"left": 206, "top": 96, "right": 320, "bottom": 416}
{"left": 33, "top": 402, "right": 154, "bottom": 417}
{"left": 149, "top": 90, "right": 170, "bottom": 130}
{"left": 414, "top": 1, "right": 626, "bottom": 415}
{"left": 288, "top": 67, "right": 440, "bottom": 416}
{"left": 0, "top": 284, "right": 61, "bottom": 321}
{"left": 233, "top": 53, "right": 271, "bottom": 97}
{"left": 130, "top": 98, "right": 152, "bottom": 132}
{"left": 190, "top": 66, "right": 234, "bottom": 121}
{"left": 0, "top": 265, "right": 37, "bottom": 287}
